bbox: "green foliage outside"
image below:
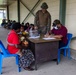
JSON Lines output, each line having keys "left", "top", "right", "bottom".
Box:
{"left": 0, "top": 18, "right": 2, "bottom": 26}
{"left": 0, "top": 18, "right": 2, "bottom": 24}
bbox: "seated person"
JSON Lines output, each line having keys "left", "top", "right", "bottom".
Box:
{"left": 20, "top": 25, "right": 28, "bottom": 36}
{"left": 1, "top": 19, "right": 7, "bottom": 27}
{"left": 24, "top": 22, "right": 30, "bottom": 32}
{"left": 20, "top": 36, "right": 29, "bottom": 48}
{"left": 29, "top": 25, "right": 39, "bottom": 37}
{"left": 45, "top": 19, "right": 68, "bottom": 48}
{"left": 7, "top": 23, "right": 34, "bottom": 71}
{"left": 29, "top": 24, "right": 34, "bottom": 37}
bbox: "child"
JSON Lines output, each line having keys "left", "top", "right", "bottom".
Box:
{"left": 20, "top": 36, "right": 28, "bottom": 47}
{"left": 20, "top": 25, "right": 28, "bottom": 36}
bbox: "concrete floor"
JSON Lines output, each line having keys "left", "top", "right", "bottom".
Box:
{"left": 0, "top": 27, "right": 76, "bottom": 75}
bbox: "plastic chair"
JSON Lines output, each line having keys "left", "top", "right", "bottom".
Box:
{"left": 58, "top": 33, "right": 73, "bottom": 63}
{"left": 0, "top": 40, "right": 21, "bottom": 74}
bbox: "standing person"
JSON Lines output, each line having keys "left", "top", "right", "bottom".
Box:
{"left": 34, "top": 2, "right": 51, "bottom": 35}
{"left": 7, "top": 22, "right": 35, "bottom": 71}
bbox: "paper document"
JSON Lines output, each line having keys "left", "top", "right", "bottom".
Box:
{"left": 29, "top": 36, "right": 40, "bottom": 39}
{"left": 43, "top": 37, "right": 56, "bottom": 40}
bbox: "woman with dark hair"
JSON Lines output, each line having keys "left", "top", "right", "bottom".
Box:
{"left": 24, "top": 22, "right": 30, "bottom": 31}
{"left": 7, "top": 22, "right": 35, "bottom": 71}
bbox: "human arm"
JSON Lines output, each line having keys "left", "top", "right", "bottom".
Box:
{"left": 34, "top": 11, "right": 39, "bottom": 27}
{"left": 44, "top": 30, "right": 52, "bottom": 37}
{"left": 13, "top": 36, "right": 23, "bottom": 49}
{"left": 53, "top": 35, "right": 63, "bottom": 39}
{"left": 47, "top": 12, "right": 51, "bottom": 31}
{"left": 51, "top": 26, "right": 67, "bottom": 39}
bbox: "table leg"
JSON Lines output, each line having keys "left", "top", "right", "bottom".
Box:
{"left": 35, "top": 61, "right": 37, "bottom": 70}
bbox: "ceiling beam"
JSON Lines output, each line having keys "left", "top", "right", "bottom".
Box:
{"left": 0, "top": 5, "right": 7, "bottom": 7}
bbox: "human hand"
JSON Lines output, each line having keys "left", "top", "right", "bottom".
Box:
{"left": 34, "top": 26, "right": 38, "bottom": 30}
{"left": 44, "top": 33, "right": 49, "bottom": 38}
{"left": 50, "top": 35, "right": 54, "bottom": 38}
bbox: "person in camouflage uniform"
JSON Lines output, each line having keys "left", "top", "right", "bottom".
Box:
{"left": 34, "top": 2, "right": 51, "bottom": 35}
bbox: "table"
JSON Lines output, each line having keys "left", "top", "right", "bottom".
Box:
{"left": 28, "top": 37, "right": 60, "bottom": 70}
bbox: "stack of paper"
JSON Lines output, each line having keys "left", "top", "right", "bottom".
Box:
{"left": 43, "top": 37, "right": 56, "bottom": 40}
{"left": 29, "top": 36, "right": 40, "bottom": 39}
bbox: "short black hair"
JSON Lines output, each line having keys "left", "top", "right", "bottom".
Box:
{"left": 52, "top": 19, "right": 61, "bottom": 26}
{"left": 53, "top": 19, "right": 61, "bottom": 25}
{"left": 11, "top": 22, "right": 21, "bottom": 30}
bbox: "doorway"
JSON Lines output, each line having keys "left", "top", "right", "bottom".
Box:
{"left": 0, "top": 9, "right": 7, "bottom": 26}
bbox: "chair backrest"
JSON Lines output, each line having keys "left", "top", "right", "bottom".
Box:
{"left": 0, "top": 40, "right": 9, "bottom": 55}
{"left": 67, "top": 33, "right": 73, "bottom": 47}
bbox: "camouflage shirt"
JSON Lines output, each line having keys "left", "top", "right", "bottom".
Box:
{"left": 34, "top": 10, "right": 51, "bottom": 32}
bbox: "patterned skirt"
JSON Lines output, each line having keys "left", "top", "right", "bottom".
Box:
{"left": 19, "top": 49, "right": 35, "bottom": 68}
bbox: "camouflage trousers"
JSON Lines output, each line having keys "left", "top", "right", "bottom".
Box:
{"left": 38, "top": 26, "right": 47, "bottom": 35}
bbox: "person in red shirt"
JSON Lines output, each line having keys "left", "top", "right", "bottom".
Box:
{"left": 7, "top": 23, "right": 34, "bottom": 71}
{"left": 7, "top": 23, "right": 21, "bottom": 54}
{"left": 45, "top": 19, "right": 68, "bottom": 48}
